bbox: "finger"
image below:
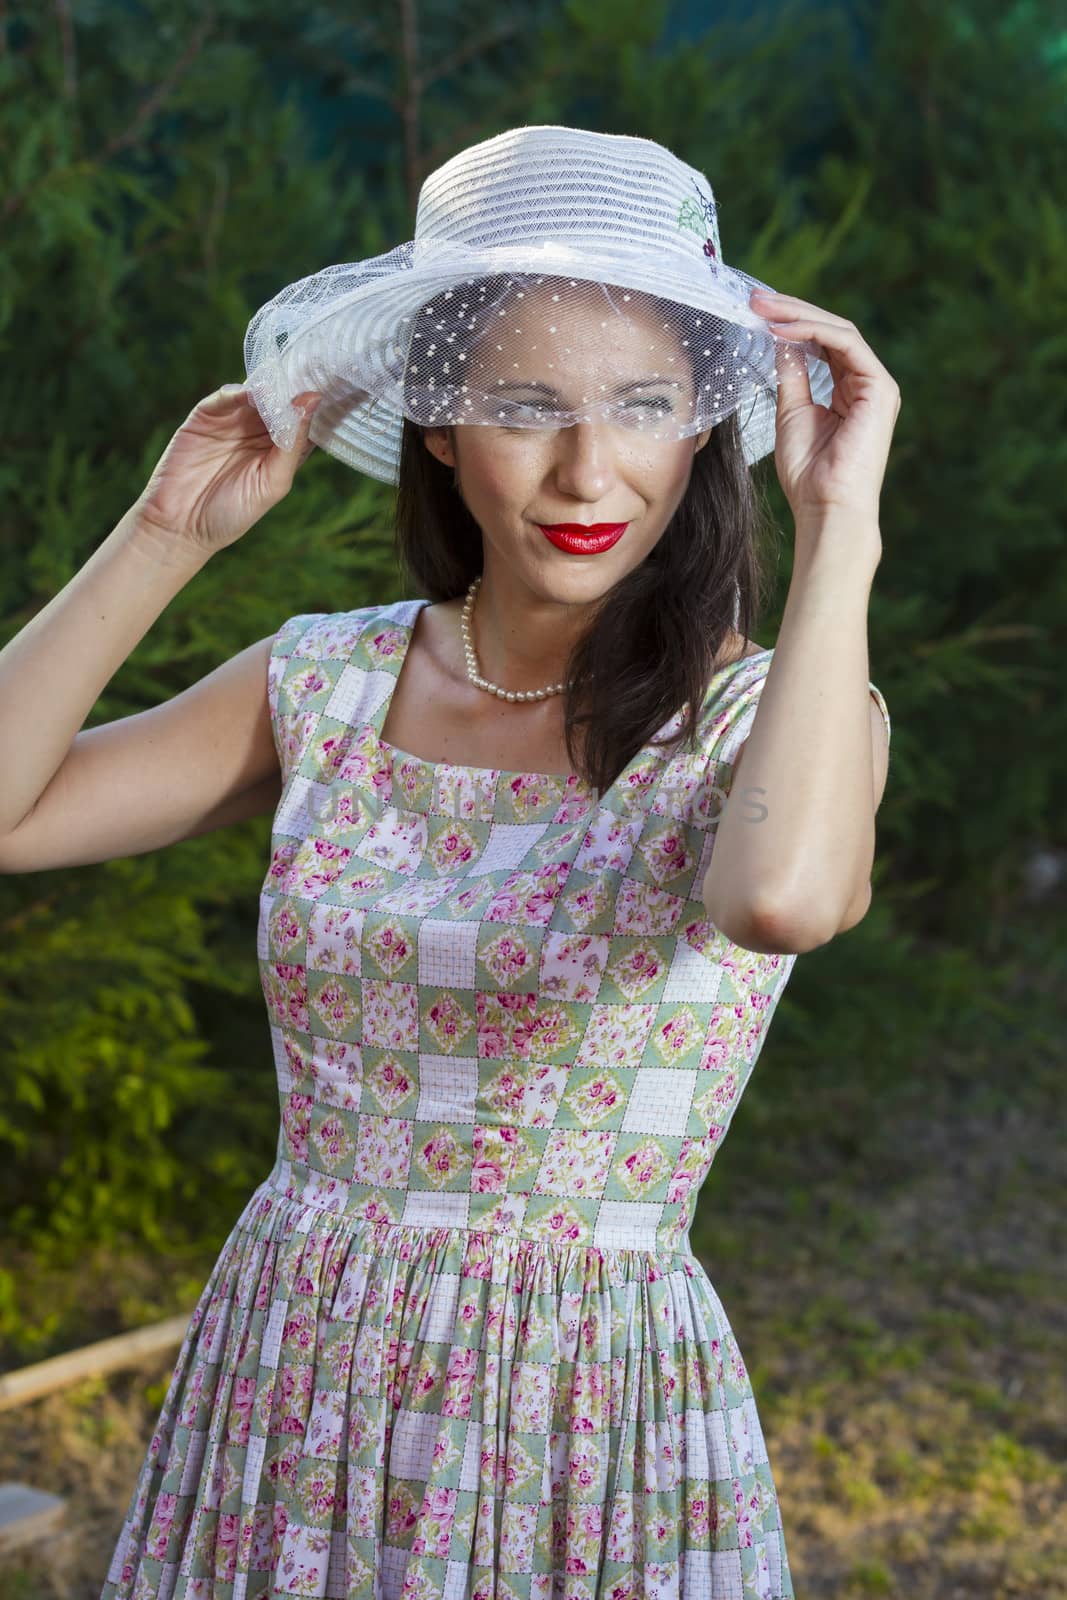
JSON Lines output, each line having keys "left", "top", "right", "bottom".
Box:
{"left": 285, "top": 395, "right": 322, "bottom": 442}
{"left": 292, "top": 397, "right": 323, "bottom": 463}
{"left": 766, "top": 315, "right": 888, "bottom": 382}
{"left": 750, "top": 290, "right": 854, "bottom": 329}
{"left": 200, "top": 382, "right": 249, "bottom": 409}
{"left": 773, "top": 336, "right": 814, "bottom": 411}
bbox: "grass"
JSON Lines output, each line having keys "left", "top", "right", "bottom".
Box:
{"left": 0, "top": 907, "right": 1063, "bottom": 1599}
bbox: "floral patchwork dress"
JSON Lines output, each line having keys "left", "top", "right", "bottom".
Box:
{"left": 102, "top": 597, "right": 890, "bottom": 1600}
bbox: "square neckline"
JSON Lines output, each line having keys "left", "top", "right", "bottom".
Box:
{"left": 369, "top": 598, "right": 771, "bottom": 799}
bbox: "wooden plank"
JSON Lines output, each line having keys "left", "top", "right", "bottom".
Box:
{"left": 0, "top": 1312, "right": 191, "bottom": 1412}
{"left": 0, "top": 1483, "right": 67, "bottom": 1553}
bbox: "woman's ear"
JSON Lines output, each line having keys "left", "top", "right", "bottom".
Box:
{"left": 423, "top": 425, "right": 456, "bottom": 470}
{"left": 694, "top": 427, "right": 712, "bottom": 453}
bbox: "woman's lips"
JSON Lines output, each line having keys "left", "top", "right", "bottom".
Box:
{"left": 539, "top": 522, "right": 628, "bottom": 534}
{"left": 537, "top": 521, "right": 629, "bottom": 554}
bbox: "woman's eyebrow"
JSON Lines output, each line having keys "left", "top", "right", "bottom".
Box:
{"left": 495, "top": 377, "right": 684, "bottom": 397}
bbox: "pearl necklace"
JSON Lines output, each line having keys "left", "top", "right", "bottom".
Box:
{"left": 460, "top": 575, "right": 572, "bottom": 702}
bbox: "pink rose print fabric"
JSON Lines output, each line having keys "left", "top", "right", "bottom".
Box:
{"left": 102, "top": 599, "right": 891, "bottom": 1599}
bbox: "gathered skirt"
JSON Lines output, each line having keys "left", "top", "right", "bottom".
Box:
{"left": 101, "top": 1174, "right": 793, "bottom": 1599}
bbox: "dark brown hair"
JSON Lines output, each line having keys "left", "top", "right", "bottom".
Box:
{"left": 393, "top": 281, "right": 778, "bottom": 797}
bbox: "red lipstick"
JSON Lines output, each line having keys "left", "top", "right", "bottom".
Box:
{"left": 538, "top": 521, "right": 629, "bottom": 554}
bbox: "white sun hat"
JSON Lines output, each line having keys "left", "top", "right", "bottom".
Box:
{"left": 242, "top": 123, "right": 833, "bottom": 484}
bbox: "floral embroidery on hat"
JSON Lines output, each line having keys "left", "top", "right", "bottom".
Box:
{"left": 676, "top": 196, "right": 705, "bottom": 237}
{"left": 677, "top": 179, "right": 719, "bottom": 265}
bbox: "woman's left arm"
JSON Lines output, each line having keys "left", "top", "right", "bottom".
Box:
{"left": 701, "top": 288, "right": 902, "bottom": 955}
{"left": 703, "top": 523, "right": 888, "bottom": 953}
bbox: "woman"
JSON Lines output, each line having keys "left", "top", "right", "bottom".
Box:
{"left": 0, "top": 125, "right": 898, "bottom": 1599}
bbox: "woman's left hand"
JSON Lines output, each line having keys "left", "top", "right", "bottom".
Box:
{"left": 749, "top": 287, "right": 902, "bottom": 531}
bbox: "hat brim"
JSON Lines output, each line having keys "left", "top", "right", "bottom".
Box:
{"left": 243, "top": 240, "right": 833, "bottom": 483}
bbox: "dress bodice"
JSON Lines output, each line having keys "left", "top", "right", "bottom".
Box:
{"left": 257, "top": 598, "right": 801, "bottom": 1254}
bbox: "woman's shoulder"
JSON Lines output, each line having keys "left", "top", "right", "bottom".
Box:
{"left": 712, "top": 632, "right": 769, "bottom": 672}
{"left": 268, "top": 601, "right": 406, "bottom": 664}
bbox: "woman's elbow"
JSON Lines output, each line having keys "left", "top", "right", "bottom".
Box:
{"left": 704, "top": 882, "right": 872, "bottom": 954}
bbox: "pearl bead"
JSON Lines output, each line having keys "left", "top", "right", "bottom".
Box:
{"left": 460, "top": 574, "right": 564, "bottom": 701}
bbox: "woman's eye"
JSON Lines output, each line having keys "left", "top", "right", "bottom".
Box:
{"left": 624, "top": 396, "right": 674, "bottom": 415}
{"left": 496, "top": 401, "right": 546, "bottom": 424}
{"left": 493, "top": 396, "right": 674, "bottom": 431}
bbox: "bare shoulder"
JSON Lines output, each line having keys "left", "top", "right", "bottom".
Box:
{"left": 715, "top": 632, "right": 767, "bottom": 669}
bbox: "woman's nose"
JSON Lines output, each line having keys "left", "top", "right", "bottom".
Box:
{"left": 550, "top": 418, "right": 617, "bottom": 501}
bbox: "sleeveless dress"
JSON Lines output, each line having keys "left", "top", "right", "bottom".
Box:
{"left": 102, "top": 597, "right": 890, "bottom": 1600}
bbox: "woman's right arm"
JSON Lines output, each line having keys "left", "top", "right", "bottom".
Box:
{"left": 0, "top": 381, "right": 322, "bottom": 873}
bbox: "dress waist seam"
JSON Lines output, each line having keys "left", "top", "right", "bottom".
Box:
{"left": 251, "top": 1165, "right": 695, "bottom": 1262}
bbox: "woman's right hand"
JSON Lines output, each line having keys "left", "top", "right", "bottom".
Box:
{"left": 131, "top": 384, "right": 323, "bottom": 557}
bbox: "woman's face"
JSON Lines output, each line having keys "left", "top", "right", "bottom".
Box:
{"left": 421, "top": 280, "right": 711, "bottom": 606}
